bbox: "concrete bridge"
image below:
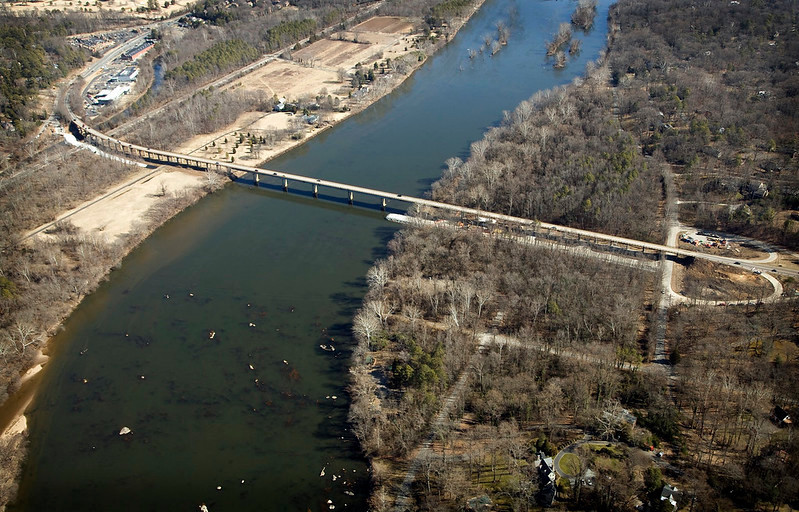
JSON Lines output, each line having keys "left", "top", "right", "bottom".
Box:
{"left": 69, "top": 118, "right": 795, "bottom": 277}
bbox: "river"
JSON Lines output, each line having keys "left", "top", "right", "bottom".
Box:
{"left": 12, "top": 0, "right": 610, "bottom": 509}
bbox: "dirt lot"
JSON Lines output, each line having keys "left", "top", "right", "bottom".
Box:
{"left": 295, "top": 39, "right": 382, "bottom": 69}
{"left": 31, "top": 166, "right": 205, "bottom": 243}
{"left": 294, "top": 18, "right": 417, "bottom": 69}
{"left": 674, "top": 259, "right": 773, "bottom": 301}
{"left": 677, "top": 229, "right": 767, "bottom": 260}
{"left": 352, "top": 16, "right": 415, "bottom": 34}
{"left": 226, "top": 60, "right": 341, "bottom": 101}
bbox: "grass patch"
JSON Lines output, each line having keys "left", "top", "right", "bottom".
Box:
{"left": 587, "top": 442, "right": 624, "bottom": 458}
{"left": 560, "top": 453, "right": 581, "bottom": 476}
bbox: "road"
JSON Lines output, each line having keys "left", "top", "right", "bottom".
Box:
{"left": 74, "top": 117, "right": 799, "bottom": 280}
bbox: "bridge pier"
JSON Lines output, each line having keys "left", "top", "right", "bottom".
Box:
{"left": 381, "top": 198, "right": 386, "bottom": 210}
{"left": 348, "top": 191, "right": 354, "bottom": 204}
{"left": 283, "top": 178, "right": 288, "bottom": 192}
{"left": 254, "top": 172, "right": 260, "bottom": 185}
{"left": 313, "top": 184, "right": 318, "bottom": 198}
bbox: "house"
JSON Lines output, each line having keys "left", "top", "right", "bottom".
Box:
{"left": 534, "top": 452, "right": 557, "bottom": 507}
{"left": 745, "top": 181, "right": 769, "bottom": 199}
{"left": 771, "top": 406, "right": 792, "bottom": 427}
{"left": 602, "top": 408, "right": 637, "bottom": 429}
{"left": 534, "top": 452, "right": 556, "bottom": 483}
{"left": 620, "top": 409, "right": 637, "bottom": 427}
{"left": 660, "top": 484, "right": 678, "bottom": 511}
{"left": 539, "top": 481, "right": 557, "bottom": 508}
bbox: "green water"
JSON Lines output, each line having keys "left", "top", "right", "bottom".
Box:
{"left": 14, "top": 0, "right": 610, "bottom": 509}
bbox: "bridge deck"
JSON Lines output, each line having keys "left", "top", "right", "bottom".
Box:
{"left": 70, "top": 118, "right": 787, "bottom": 274}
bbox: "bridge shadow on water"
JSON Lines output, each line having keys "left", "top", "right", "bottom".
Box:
{"left": 231, "top": 173, "right": 409, "bottom": 217}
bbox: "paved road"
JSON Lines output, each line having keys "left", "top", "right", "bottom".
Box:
{"left": 71, "top": 118, "right": 799, "bottom": 281}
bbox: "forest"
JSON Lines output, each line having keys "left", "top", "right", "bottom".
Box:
{"left": 350, "top": 0, "right": 799, "bottom": 509}
{"left": 0, "top": 13, "right": 90, "bottom": 140}
{"left": 164, "top": 38, "right": 260, "bottom": 83}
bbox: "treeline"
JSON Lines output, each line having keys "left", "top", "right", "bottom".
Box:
{"left": 125, "top": 88, "right": 270, "bottom": 149}
{"left": 164, "top": 38, "right": 259, "bottom": 83}
{"left": 264, "top": 18, "right": 318, "bottom": 51}
{"left": 190, "top": 0, "right": 244, "bottom": 25}
{"left": 427, "top": 0, "right": 472, "bottom": 26}
{"left": 376, "top": 0, "right": 475, "bottom": 25}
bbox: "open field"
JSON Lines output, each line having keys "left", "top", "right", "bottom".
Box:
{"left": 352, "top": 16, "right": 415, "bottom": 33}
{"left": 225, "top": 60, "right": 341, "bottom": 100}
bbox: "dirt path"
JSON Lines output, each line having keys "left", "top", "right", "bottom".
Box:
{"left": 393, "top": 334, "right": 493, "bottom": 511}
{"left": 23, "top": 128, "right": 204, "bottom": 244}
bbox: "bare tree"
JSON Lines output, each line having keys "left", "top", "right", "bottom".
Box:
{"left": 353, "top": 309, "right": 380, "bottom": 344}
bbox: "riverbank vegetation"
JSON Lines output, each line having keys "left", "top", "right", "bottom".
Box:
{"left": 352, "top": 0, "right": 799, "bottom": 509}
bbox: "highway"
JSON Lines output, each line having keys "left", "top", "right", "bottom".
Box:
{"left": 71, "top": 116, "right": 799, "bottom": 281}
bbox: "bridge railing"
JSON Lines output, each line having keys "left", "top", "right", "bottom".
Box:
{"left": 69, "top": 117, "right": 714, "bottom": 262}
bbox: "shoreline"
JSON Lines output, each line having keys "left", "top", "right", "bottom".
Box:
{"left": 0, "top": 0, "right": 487, "bottom": 502}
